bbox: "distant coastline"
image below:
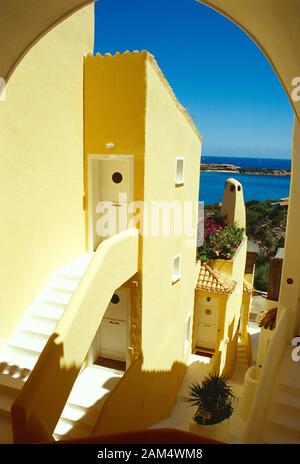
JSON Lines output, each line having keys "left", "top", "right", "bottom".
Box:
{"left": 200, "top": 156, "right": 291, "bottom": 205}
{"left": 200, "top": 163, "right": 291, "bottom": 176}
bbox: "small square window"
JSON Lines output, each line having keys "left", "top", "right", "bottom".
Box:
{"left": 172, "top": 254, "right": 181, "bottom": 283}
{"left": 175, "top": 157, "right": 184, "bottom": 186}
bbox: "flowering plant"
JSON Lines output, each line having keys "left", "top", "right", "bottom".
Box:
{"left": 198, "top": 223, "right": 244, "bottom": 261}
{"left": 204, "top": 217, "right": 224, "bottom": 239}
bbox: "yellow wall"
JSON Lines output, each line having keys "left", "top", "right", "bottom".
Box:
{"left": 278, "top": 118, "right": 300, "bottom": 337}
{"left": 241, "top": 272, "right": 254, "bottom": 336}
{"left": 86, "top": 52, "right": 201, "bottom": 434}
{"left": 84, "top": 52, "right": 201, "bottom": 370}
{"left": 0, "top": 5, "right": 94, "bottom": 344}
{"left": 84, "top": 52, "right": 147, "bottom": 206}
{"left": 221, "top": 239, "right": 247, "bottom": 374}
{"left": 221, "top": 178, "right": 246, "bottom": 229}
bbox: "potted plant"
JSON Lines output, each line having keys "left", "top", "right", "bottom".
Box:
{"left": 187, "top": 373, "right": 235, "bottom": 439}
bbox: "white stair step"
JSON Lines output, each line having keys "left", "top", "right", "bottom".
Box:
{"left": 53, "top": 417, "right": 92, "bottom": 440}
{"left": 55, "top": 254, "right": 94, "bottom": 279}
{"left": 47, "top": 275, "right": 80, "bottom": 292}
{"left": 37, "top": 288, "right": 73, "bottom": 305}
{"left": 0, "top": 416, "right": 13, "bottom": 444}
{"left": 9, "top": 330, "right": 48, "bottom": 354}
{"left": 28, "top": 302, "right": 65, "bottom": 320}
{"left": 65, "top": 366, "right": 122, "bottom": 409}
{"left": 274, "top": 386, "right": 300, "bottom": 410}
{"left": 18, "top": 315, "right": 57, "bottom": 337}
{"left": 269, "top": 403, "right": 300, "bottom": 431}
{"left": 264, "top": 422, "right": 300, "bottom": 444}
{"left": 0, "top": 363, "right": 29, "bottom": 389}
{"left": 66, "top": 384, "right": 110, "bottom": 411}
{"left": 3, "top": 346, "right": 39, "bottom": 370}
{"left": 277, "top": 348, "right": 300, "bottom": 390}
{"left": 59, "top": 402, "right": 100, "bottom": 427}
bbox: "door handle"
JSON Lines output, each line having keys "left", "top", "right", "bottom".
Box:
{"left": 109, "top": 320, "right": 120, "bottom": 325}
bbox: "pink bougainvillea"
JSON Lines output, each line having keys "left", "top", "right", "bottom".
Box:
{"left": 204, "top": 217, "right": 224, "bottom": 239}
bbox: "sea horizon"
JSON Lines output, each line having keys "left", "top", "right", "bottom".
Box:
{"left": 202, "top": 154, "right": 291, "bottom": 160}
{"left": 200, "top": 155, "right": 291, "bottom": 205}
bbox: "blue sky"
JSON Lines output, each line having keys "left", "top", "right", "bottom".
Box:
{"left": 94, "top": 0, "right": 293, "bottom": 159}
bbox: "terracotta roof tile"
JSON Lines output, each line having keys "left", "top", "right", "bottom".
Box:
{"left": 196, "top": 263, "right": 237, "bottom": 294}
{"left": 259, "top": 307, "right": 277, "bottom": 330}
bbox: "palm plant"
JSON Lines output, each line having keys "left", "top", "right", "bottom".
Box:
{"left": 187, "top": 373, "right": 235, "bottom": 425}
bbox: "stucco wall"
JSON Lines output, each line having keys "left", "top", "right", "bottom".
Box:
{"left": 222, "top": 238, "right": 247, "bottom": 374}
{"left": 84, "top": 51, "right": 146, "bottom": 205}
{"left": 0, "top": 5, "right": 94, "bottom": 343}
{"left": 278, "top": 118, "right": 300, "bottom": 337}
{"left": 142, "top": 56, "right": 201, "bottom": 370}
{"left": 87, "top": 52, "right": 201, "bottom": 434}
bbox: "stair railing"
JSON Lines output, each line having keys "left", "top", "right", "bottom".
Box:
{"left": 242, "top": 307, "right": 289, "bottom": 443}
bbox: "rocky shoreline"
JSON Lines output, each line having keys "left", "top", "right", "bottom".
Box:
{"left": 201, "top": 163, "right": 290, "bottom": 176}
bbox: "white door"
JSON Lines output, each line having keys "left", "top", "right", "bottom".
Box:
{"left": 195, "top": 296, "right": 219, "bottom": 349}
{"left": 99, "top": 319, "right": 128, "bottom": 362}
{"left": 195, "top": 323, "right": 218, "bottom": 350}
{"left": 89, "top": 156, "right": 133, "bottom": 251}
{"left": 89, "top": 288, "right": 130, "bottom": 364}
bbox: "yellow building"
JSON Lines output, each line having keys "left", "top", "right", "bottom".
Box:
{"left": 240, "top": 240, "right": 259, "bottom": 362}
{"left": 193, "top": 179, "right": 249, "bottom": 377}
{"left": 0, "top": 31, "right": 206, "bottom": 439}
{"left": 0, "top": 0, "right": 300, "bottom": 445}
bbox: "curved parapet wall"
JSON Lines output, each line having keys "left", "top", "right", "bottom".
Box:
{"left": 0, "top": 0, "right": 93, "bottom": 83}
{"left": 1, "top": 1, "right": 300, "bottom": 118}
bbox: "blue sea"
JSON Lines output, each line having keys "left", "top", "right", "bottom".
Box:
{"left": 200, "top": 156, "right": 291, "bottom": 205}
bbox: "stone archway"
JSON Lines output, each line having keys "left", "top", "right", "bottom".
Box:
{"left": 1, "top": 1, "right": 300, "bottom": 119}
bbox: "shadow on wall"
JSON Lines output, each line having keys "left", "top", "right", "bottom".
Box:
{"left": 11, "top": 336, "right": 187, "bottom": 443}
{"left": 222, "top": 320, "right": 239, "bottom": 377}
{"left": 11, "top": 333, "right": 76, "bottom": 444}
{"left": 92, "top": 356, "right": 186, "bottom": 437}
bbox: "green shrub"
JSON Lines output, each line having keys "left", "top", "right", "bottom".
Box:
{"left": 187, "top": 374, "right": 235, "bottom": 425}
{"left": 254, "top": 261, "right": 269, "bottom": 291}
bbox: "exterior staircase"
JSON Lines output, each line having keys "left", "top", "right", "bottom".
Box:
{"left": 262, "top": 347, "right": 300, "bottom": 443}
{"left": 0, "top": 254, "right": 93, "bottom": 443}
{"left": 231, "top": 337, "right": 250, "bottom": 383}
{"left": 53, "top": 364, "right": 123, "bottom": 440}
